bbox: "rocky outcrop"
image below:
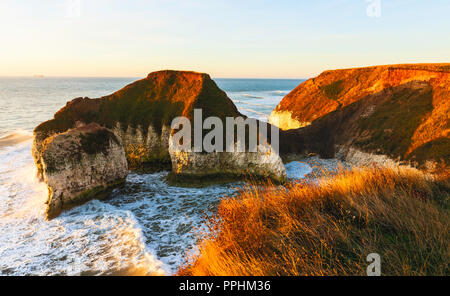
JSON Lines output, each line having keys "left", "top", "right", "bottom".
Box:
{"left": 34, "top": 123, "right": 128, "bottom": 219}
{"left": 33, "top": 71, "right": 247, "bottom": 171}
{"left": 33, "top": 70, "right": 286, "bottom": 217}
{"left": 169, "top": 141, "right": 286, "bottom": 182}
{"left": 272, "top": 64, "right": 450, "bottom": 167}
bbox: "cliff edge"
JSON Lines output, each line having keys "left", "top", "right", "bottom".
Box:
{"left": 272, "top": 64, "right": 450, "bottom": 167}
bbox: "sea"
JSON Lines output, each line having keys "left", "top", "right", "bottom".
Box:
{"left": 0, "top": 77, "right": 313, "bottom": 275}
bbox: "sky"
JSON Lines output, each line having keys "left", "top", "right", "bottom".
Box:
{"left": 0, "top": 0, "right": 449, "bottom": 78}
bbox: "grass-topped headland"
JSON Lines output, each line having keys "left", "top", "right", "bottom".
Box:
{"left": 36, "top": 71, "right": 241, "bottom": 136}
{"left": 271, "top": 63, "right": 450, "bottom": 167}
{"left": 179, "top": 166, "right": 449, "bottom": 276}
{"left": 35, "top": 71, "right": 239, "bottom": 139}
{"left": 34, "top": 70, "right": 242, "bottom": 169}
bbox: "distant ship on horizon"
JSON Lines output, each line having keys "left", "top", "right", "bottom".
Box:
{"left": 33, "top": 74, "right": 44, "bottom": 78}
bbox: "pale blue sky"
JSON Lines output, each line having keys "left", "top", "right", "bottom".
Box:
{"left": 0, "top": 0, "right": 449, "bottom": 78}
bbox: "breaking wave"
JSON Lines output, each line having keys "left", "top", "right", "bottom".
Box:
{"left": 0, "top": 141, "right": 165, "bottom": 276}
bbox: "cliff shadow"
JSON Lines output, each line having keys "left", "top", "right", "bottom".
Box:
{"left": 278, "top": 80, "right": 435, "bottom": 162}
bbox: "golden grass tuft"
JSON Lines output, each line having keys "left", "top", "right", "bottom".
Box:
{"left": 178, "top": 166, "right": 449, "bottom": 276}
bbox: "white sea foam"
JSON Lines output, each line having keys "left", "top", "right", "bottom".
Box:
{"left": 0, "top": 141, "right": 316, "bottom": 275}
{"left": 231, "top": 100, "right": 274, "bottom": 109}
{"left": 0, "top": 78, "right": 307, "bottom": 275}
{"left": 0, "top": 142, "right": 165, "bottom": 275}
{"left": 242, "top": 94, "right": 264, "bottom": 99}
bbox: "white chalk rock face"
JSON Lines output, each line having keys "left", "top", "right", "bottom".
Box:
{"left": 111, "top": 123, "right": 172, "bottom": 167}
{"left": 337, "top": 146, "right": 400, "bottom": 168}
{"left": 168, "top": 137, "right": 287, "bottom": 182}
{"left": 35, "top": 123, "right": 128, "bottom": 219}
{"left": 269, "top": 110, "right": 311, "bottom": 131}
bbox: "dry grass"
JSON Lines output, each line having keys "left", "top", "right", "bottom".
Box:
{"left": 178, "top": 166, "right": 450, "bottom": 276}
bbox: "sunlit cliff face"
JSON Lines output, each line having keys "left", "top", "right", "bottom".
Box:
{"left": 270, "top": 64, "right": 450, "bottom": 165}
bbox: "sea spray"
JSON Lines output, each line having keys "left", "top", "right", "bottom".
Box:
{"left": 0, "top": 141, "right": 165, "bottom": 275}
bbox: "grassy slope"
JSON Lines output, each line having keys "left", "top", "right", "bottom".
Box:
{"left": 34, "top": 70, "right": 240, "bottom": 140}
{"left": 179, "top": 166, "right": 449, "bottom": 276}
{"left": 33, "top": 71, "right": 241, "bottom": 168}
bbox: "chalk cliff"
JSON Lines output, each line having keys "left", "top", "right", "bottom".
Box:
{"left": 272, "top": 64, "right": 450, "bottom": 167}
{"left": 33, "top": 70, "right": 286, "bottom": 217}
{"left": 34, "top": 123, "right": 128, "bottom": 219}
{"left": 34, "top": 70, "right": 242, "bottom": 172}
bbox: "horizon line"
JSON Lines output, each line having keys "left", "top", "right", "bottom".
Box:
{"left": 0, "top": 75, "right": 309, "bottom": 80}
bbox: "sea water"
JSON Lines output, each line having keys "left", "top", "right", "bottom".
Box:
{"left": 0, "top": 77, "right": 312, "bottom": 275}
